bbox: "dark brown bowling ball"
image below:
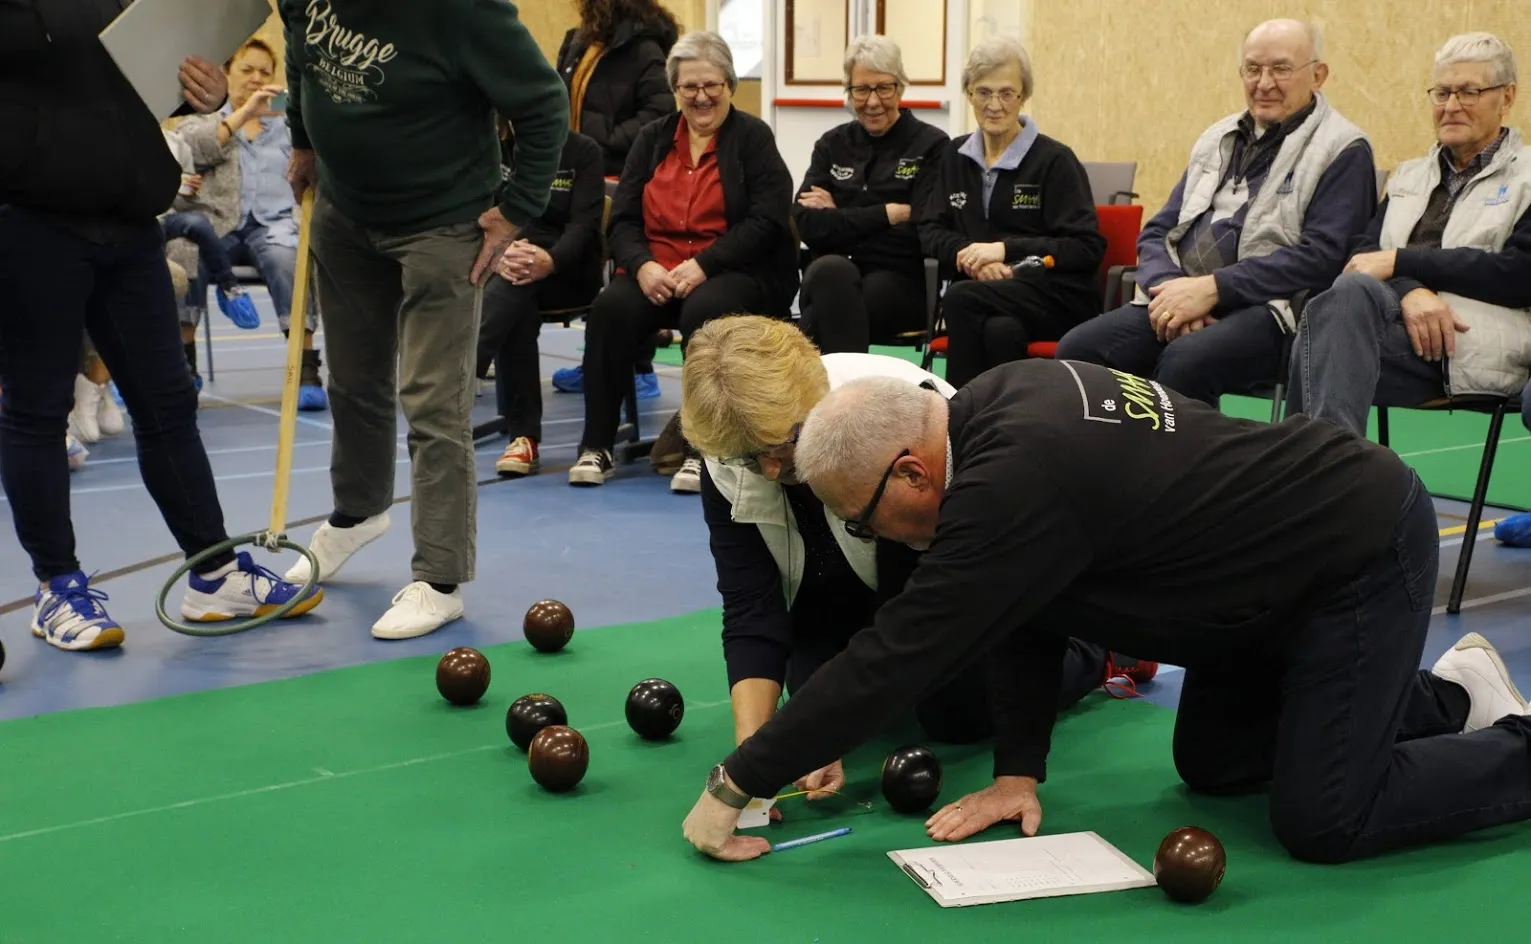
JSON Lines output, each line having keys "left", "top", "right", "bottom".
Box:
{"left": 523, "top": 599, "right": 575, "bottom": 653}
{"left": 654, "top": 328, "right": 675, "bottom": 348}
{"left": 435, "top": 647, "right": 490, "bottom": 706}
{"left": 1154, "top": 826, "right": 1226, "bottom": 903}
{"left": 625, "top": 678, "right": 684, "bottom": 740}
{"left": 506, "top": 693, "right": 568, "bottom": 751}
{"left": 880, "top": 745, "right": 942, "bottom": 813}
{"left": 528, "top": 725, "right": 589, "bottom": 792}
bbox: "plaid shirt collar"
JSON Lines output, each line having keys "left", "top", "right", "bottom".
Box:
{"left": 1439, "top": 128, "right": 1508, "bottom": 196}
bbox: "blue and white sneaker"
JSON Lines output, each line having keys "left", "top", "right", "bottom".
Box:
{"left": 31, "top": 572, "right": 125, "bottom": 651}
{"left": 179, "top": 551, "right": 324, "bottom": 622}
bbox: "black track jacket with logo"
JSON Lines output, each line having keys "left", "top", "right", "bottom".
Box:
{"left": 723, "top": 358, "right": 1417, "bottom": 798}
{"left": 790, "top": 110, "right": 949, "bottom": 274}
{"left": 499, "top": 129, "right": 605, "bottom": 296}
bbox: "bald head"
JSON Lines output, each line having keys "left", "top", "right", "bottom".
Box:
{"left": 1243, "top": 19, "right": 1322, "bottom": 62}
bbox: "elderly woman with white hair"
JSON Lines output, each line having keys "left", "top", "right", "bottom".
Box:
{"left": 920, "top": 37, "right": 1105, "bottom": 388}
{"left": 792, "top": 35, "right": 951, "bottom": 353}
{"left": 569, "top": 30, "right": 799, "bottom": 493}
{"left": 1289, "top": 31, "right": 1531, "bottom": 436}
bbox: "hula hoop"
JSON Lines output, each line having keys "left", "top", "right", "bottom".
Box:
{"left": 156, "top": 190, "right": 322, "bottom": 638}
{"left": 154, "top": 532, "right": 320, "bottom": 637}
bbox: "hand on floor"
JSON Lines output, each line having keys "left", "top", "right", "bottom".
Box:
{"left": 925, "top": 775, "right": 1042, "bottom": 842}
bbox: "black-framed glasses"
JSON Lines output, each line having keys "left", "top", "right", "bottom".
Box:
{"left": 846, "top": 83, "right": 900, "bottom": 102}
{"left": 1427, "top": 84, "right": 1505, "bottom": 105}
{"left": 676, "top": 81, "right": 727, "bottom": 99}
{"left": 719, "top": 424, "right": 801, "bottom": 473}
{"left": 844, "top": 449, "right": 909, "bottom": 540}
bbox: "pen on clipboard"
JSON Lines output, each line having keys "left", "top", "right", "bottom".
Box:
{"left": 771, "top": 827, "right": 851, "bottom": 852}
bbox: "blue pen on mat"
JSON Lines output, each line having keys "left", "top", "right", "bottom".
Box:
{"left": 772, "top": 827, "right": 852, "bottom": 852}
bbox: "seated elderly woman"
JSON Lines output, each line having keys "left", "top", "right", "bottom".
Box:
{"left": 920, "top": 37, "right": 1105, "bottom": 389}
{"left": 680, "top": 315, "right": 1152, "bottom": 809}
{"left": 169, "top": 38, "right": 323, "bottom": 407}
{"left": 568, "top": 31, "right": 798, "bottom": 493}
{"left": 791, "top": 35, "right": 950, "bottom": 354}
{"left": 1289, "top": 31, "right": 1531, "bottom": 435}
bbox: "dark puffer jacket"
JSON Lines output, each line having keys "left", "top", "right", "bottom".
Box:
{"left": 556, "top": 16, "right": 678, "bottom": 176}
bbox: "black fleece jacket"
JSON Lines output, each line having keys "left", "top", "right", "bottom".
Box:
{"left": 607, "top": 108, "right": 799, "bottom": 318}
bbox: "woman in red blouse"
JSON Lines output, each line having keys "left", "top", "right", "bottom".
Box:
{"left": 568, "top": 31, "right": 798, "bottom": 493}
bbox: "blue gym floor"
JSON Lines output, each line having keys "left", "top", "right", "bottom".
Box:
{"left": 3, "top": 285, "right": 1531, "bottom": 722}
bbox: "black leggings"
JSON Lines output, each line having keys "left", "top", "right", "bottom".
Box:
{"left": 942, "top": 277, "right": 1091, "bottom": 388}
{"left": 798, "top": 255, "right": 926, "bottom": 354}
{"left": 0, "top": 207, "right": 231, "bottom": 581}
{"left": 578, "top": 270, "right": 764, "bottom": 451}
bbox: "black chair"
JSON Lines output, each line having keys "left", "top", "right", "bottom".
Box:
{"left": 1376, "top": 394, "right": 1521, "bottom": 614}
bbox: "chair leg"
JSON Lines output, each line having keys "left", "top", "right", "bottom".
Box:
{"left": 202, "top": 311, "right": 215, "bottom": 382}
{"left": 1447, "top": 401, "right": 1508, "bottom": 614}
{"left": 1268, "top": 382, "right": 1285, "bottom": 423}
{"left": 1377, "top": 406, "right": 1390, "bottom": 448}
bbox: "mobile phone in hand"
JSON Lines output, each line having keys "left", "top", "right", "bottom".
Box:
{"left": 270, "top": 91, "right": 289, "bottom": 112}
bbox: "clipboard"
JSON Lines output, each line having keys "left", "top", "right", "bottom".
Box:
{"left": 888, "top": 831, "right": 1157, "bottom": 908}
{"left": 100, "top": 0, "right": 275, "bottom": 118}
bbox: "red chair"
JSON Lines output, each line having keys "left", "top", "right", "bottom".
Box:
{"left": 921, "top": 203, "right": 1144, "bottom": 370}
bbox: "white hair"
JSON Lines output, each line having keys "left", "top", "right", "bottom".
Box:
{"left": 843, "top": 34, "right": 909, "bottom": 88}
{"left": 961, "top": 36, "right": 1034, "bottom": 102}
{"left": 1435, "top": 32, "right": 1518, "bottom": 86}
{"left": 795, "top": 377, "right": 939, "bottom": 491}
{"left": 666, "top": 30, "right": 738, "bottom": 92}
{"left": 1239, "top": 19, "right": 1324, "bottom": 63}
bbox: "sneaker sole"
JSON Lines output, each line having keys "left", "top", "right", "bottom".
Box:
{"left": 31, "top": 622, "right": 125, "bottom": 651}
{"left": 670, "top": 477, "right": 701, "bottom": 493}
{"left": 569, "top": 468, "right": 613, "bottom": 486}
{"left": 181, "top": 589, "right": 325, "bottom": 623}
{"left": 496, "top": 458, "right": 539, "bottom": 476}
{"left": 1454, "top": 632, "right": 1526, "bottom": 701}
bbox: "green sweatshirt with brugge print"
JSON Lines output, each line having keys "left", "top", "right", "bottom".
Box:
{"left": 278, "top": 0, "right": 568, "bottom": 232}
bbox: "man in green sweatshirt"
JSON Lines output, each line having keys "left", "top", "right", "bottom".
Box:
{"left": 278, "top": 0, "right": 569, "bottom": 639}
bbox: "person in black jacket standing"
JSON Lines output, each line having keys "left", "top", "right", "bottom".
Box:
{"left": 682, "top": 362, "right": 1531, "bottom": 865}
{"left": 792, "top": 35, "right": 949, "bottom": 354}
{"left": 0, "top": 0, "right": 323, "bottom": 651}
{"left": 567, "top": 31, "right": 798, "bottom": 494}
{"left": 478, "top": 125, "right": 606, "bottom": 478}
{"left": 921, "top": 37, "right": 1105, "bottom": 388}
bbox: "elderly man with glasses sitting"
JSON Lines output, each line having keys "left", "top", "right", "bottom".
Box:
{"left": 1289, "top": 32, "right": 1531, "bottom": 435}
{"left": 1056, "top": 19, "right": 1377, "bottom": 407}
{"left": 678, "top": 315, "right": 1149, "bottom": 823}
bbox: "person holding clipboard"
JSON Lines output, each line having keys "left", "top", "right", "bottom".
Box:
{"left": 0, "top": 0, "right": 323, "bottom": 652}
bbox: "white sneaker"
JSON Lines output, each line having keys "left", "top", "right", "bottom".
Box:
{"left": 66, "top": 434, "right": 88, "bottom": 471}
{"left": 96, "top": 385, "right": 124, "bottom": 436}
{"left": 1431, "top": 632, "right": 1529, "bottom": 732}
{"left": 371, "top": 581, "right": 463, "bottom": 639}
{"left": 568, "top": 449, "right": 615, "bottom": 487}
{"left": 180, "top": 551, "right": 324, "bottom": 622}
{"left": 69, "top": 374, "right": 101, "bottom": 443}
{"left": 670, "top": 456, "right": 702, "bottom": 493}
{"left": 285, "top": 512, "right": 391, "bottom": 583}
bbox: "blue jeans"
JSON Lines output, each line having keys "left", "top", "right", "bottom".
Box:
{"left": 1287, "top": 272, "right": 1446, "bottom": 436}
{"left": 161, "top": 212, "right": 236, "bottom": 289}
{"left": 0, "top": 207, "right": 232, "bottom": 580}
{"left": 192, "top": 216, "right": 317, "bottom": 332}
{"left": 1055, "top": 301, "right": 1285, "bottom": 406}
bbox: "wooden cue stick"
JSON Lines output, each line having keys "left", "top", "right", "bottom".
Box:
{"left": 268, "top": 188, "right": 317, "bottom": 540}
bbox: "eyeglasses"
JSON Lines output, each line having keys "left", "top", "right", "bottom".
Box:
{"left": 718, "top": 424, "right": 801, "bottom": 473}
{"left": 846, "top": 83, "right": 900, "bottom": 102}
{"left": 1427, "top": 85, "right": 1505, "bottom": 105}
{"left": 844, "top": 449, "right": 909, "bottom": 540}
{"left": 676, "top": 82, "right": 727, "bottom": 99}
{"left": 968, "top": 87, "right": 1019, "bottom": 106}
{"left": 1239, "top": 60, "right": 1317, "bottom": 82}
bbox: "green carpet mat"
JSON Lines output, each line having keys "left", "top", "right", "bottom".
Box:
{"left": 2, "top": 610, "right": 1526, "bottom": 943}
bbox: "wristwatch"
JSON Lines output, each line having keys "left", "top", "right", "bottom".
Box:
{"left": 707, "top": 763, "right": 752, "bottom": 809}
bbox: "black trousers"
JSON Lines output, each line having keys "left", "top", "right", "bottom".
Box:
{"left": 1054, "top": 301, "right": 1286, "bottom": 406}
{"left": 0, "top": 207, "right": 231, "bottom": 580}
{"left": 579, "top": 270, "right": 764, "bottom": 451}
{"left": 1072, "top": 473, "right": 1531, "bottom": 863}
{"left": 788, "top": 631, "right": 1109, "bottom": 745}
{"left": 798, "top": 255, "right": 926, "bottom": 354}
{"left": 943, "top": 277, "right": 1091, "bottom": 388}
{"left": 477, "top": 271, "right": 595, "bottom": 442}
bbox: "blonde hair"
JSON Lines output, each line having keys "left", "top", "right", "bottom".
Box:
{"left": 680, "top": 316, "right": 830, "bottom": 460}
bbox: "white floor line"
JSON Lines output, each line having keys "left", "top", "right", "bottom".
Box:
{"left": 1432, "top": 584, "right": 1531, "bottom": 616}
{"left": 199, "top": 391, "right": 334, "bottom": 431}
{"left": 0, "top": 698, "right": 730, "bottom": 845}
{"left": 1398, "top": 435, "right": 1531, "bottom": 459}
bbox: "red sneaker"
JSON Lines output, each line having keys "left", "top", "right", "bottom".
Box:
{"left": 495, "top": 436, "right": 539, "bottom": 477}
{"left": 1103, "top": 654, "right": 1159, "bottom": 699}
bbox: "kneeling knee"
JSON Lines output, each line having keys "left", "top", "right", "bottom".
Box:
{"left": 1270, "top": 811, "right": 1361, "bottom": 864}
